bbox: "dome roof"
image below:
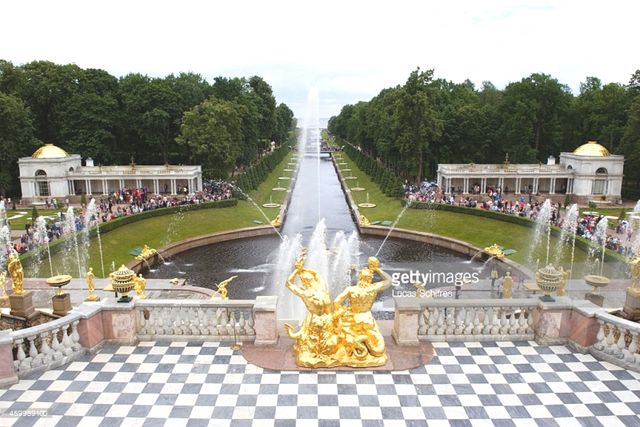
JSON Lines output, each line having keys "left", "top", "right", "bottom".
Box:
{"left": 32, "top": 144, "right": 69, "bottom": 159}
{"left": 573, "top": 141, "right": 610, "bottom": 157}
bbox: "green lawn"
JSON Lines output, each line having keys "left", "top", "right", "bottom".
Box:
{"left": 335, "top": 151, "right": 619, "bottom": 278}
{"left": 5, "top": 208, "right": 68, "bottom": 230}
{"left": 27, "top": 153, "right": 296, "bottom": 278}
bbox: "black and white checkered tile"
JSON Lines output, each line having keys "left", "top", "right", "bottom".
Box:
{"left": 1, "top": 340, "right": 639, "bottom": 427}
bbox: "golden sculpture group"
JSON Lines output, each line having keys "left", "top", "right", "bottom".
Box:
{"left": 285, "top": 256, "right": 391, "bottom": 368}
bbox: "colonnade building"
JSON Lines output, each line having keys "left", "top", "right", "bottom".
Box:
{"left": 18, "top": 144, "right": 203, "bottom": 201}
{"left": 436, "top": 141, "right": 624, "bottom": 202}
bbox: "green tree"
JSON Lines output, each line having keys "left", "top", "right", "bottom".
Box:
{"left": 0, "top": 92, "right": 39, "bottom": 196}
{"left": 176, "top": 98, "right": 242, "bottom": 178}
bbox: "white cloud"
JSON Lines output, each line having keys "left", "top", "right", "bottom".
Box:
{"left": 1, "top": 0, "right": 638, "bottom": 119}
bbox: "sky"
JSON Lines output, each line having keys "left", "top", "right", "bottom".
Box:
{"left": 2, "top": 0, "right": 639, "bottom": 122}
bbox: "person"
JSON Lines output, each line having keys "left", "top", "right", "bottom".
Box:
{"left": 332, "top": 256, "right": 391, "bottom": 365}
{"left": 7, "top": 252, "right": 24, "bottom": 295}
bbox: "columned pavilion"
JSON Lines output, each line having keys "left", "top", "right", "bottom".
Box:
{"left": 436, "top": 141, "right": 624, "bottom": 200}
{"left": 18, "top": 144, "right": 203, "bottom": 201}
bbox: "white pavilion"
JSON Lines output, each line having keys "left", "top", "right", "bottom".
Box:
{"left": 436, "top": 141, "right": 624, "bottom": 202}
{"left": 18, "top": 144, "right": 203, "bottom": 201}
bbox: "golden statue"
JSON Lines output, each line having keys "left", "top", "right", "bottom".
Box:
{"left": 135, "top": 244, "right": 157, "bottom": 261}
{"left": 360, "top": 215, "right": 371, "bottom": 226}
{"left": 104, "top": 272, "right": 115, "bottom": 292}
{"left": 7, "top": 252, "right": 24, "bottom": 295}
{"left": 483, "top": 244, "right": 505, "bottom": 260}
{"left": 557, "top": 267, "right": 570, "bottom": 297}
{"left": 271, "top": 215, "right": 282, "bottom": 227}
{"left": 285, "top": 256, "right": 391, "bottom": 368}
{"left": 212, "top": 275, "right": 237, "bottom": 299}
{"left": 0, "top": 271, "right": 8, "bottom": 306}
{"left": 285, "top": 258, "right": 340, "bottom": 367}
{"left": 134, "top": 274, "right": 147, "bottom": 299}
{"left": 502, "top": 271, "right": 513, "bottom": 299}
{"left": 629, "top": 256, "right": 640, "bottom": 296}
{"left": 333, "top": 256, "right": 391, "bottom": 367}
{"left": 85, "top": 267, "right": 100, "bottom": 301}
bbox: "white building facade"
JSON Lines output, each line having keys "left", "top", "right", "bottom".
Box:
{"left": 19, "top": 144, "right": 203, "bottom": 201}
{"left": 436, "top": 141, "right": 624, "bottom": 201}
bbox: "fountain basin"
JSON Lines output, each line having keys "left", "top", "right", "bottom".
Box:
{"left": 272, "top": 187, "right": 287, "bottom": 192}
{"left": 278, "top": 177, "right": 291, "bottom": 180}
{"left": 351, "top": 187, "right": 365, "bottom": 192}
{"left": 344, "top": 176, "right": 357, "bottom": 180}
{"left": 584, "top": 274, "right": 610, "bottom": 294}
{"left": 283, "top": 169, "right": 294, "bottom": 172}
{"left": 262, "top": 203, "right": 281, "bottom": 208}
{"left": 46, "top": 275, "right": 72, "bottom": 296}
{"left": 358, "top": 203, "right": 377, "bottom": 208}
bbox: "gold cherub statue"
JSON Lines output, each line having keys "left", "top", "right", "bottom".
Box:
{"left": 7, "top": 252, "right": 24, "bottom": 295}
{"left": 212, "top": 275, "right": 237, "bottom": 299}
{"left": 629, "top": 256, "right": 640, "bottom": 296}
{"left": 0, "top": 271, "right": 8, "bottom": 307}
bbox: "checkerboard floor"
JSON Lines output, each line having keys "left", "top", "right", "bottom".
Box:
{"left": 1, "top": 341, "right": 639, "bottom": 427}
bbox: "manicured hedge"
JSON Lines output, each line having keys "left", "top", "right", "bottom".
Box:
{"left": 339, "top": 139, "right": 404, "bottom": 198}
{"left": 20, "top": 198, "right": 238, "bottom": 265}
{"left": 403, "top": 200, "right": 626, "bottom": 263}
{"left": 233, "top": 144, "right": 291, "bottom": 194}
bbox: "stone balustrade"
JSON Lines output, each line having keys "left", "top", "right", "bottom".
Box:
{"left": 416, "top": 298, "right": 537, "bottom": 342}
{"left": 136, "top": 299, "right": 256, "bottom": 341}
{"left": 592, "top": 311, "right": 640, "bottom": 371}
{"left": 5, "top": 312, "right": 83, "bottom": 381}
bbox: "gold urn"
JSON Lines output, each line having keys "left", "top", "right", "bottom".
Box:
{"left": 46, "top": 274, "right": 72, "bottom": 296}
{"left": 536, "top": 264, "right": 562, "bottom": 302}
{"left": 110, "top": 265, "right": 136, "bottom": 303}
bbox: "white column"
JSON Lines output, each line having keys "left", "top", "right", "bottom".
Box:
{"left": 154, "top": 179, "right": 159, "bottom": 195}
{"left": 102, "top": 180, "right": 107, "bottom": 195}
{"left": 119, "top": 179, "right": 124, "bottom": 190}
{"left": 481, "top": 178, "right": 486, "bottom": 193}
{"left": 188, "top": 179, "right": 192, "bottom": 194}
{"left": 463, "top": 178, "right": 468, "bottom": 193}
{"left": 499, "top": 177, "right": 504, "bottom": 190}
{"left": 515, "top": 178, "right": 520, "bottom": 194}
{"left": 85, "top": 180, "right": 91, "bottom": 195}
{"left": 136, "top": 179, "right": 141, "bottom": 189}
{"left": 533, "top": 178, "right": 539, "bottom": 194}
{"left": 171, "top": 179, "right": 176, "bottom": 195}
{"left": 550, "top": 178, "right": 556, "bottom": 194}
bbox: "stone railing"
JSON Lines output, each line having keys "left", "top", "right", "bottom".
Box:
{"left": 0, "top": 295, "right": 278, "bottom": 386}
{"left": 413, "top": 299, "right": 537, "bottom": 342}
{"left": 591, "top": 311, "right": 640, "bottom": 371}
{"left": 2, "top": 313, "right": 83, "bottom": 383}
{"left": 136, "top": 300, "right": 256, "bottom": 341}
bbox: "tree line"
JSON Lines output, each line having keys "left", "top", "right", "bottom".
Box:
{"left": 0, "top": 60, "right": 296, "bottom": 196}
{"left": 328, "top": 68, "right": 640, "bottom": 194}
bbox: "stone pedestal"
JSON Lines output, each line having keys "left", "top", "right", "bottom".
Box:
{"left": 253, "top": 296, "right": 278, "bottom": 346}
{"left": 585, "top": 293, "right": 604, "bottom": 307}
{"left": 392, "top": 297, "right": 420, "bottom": 346}
{"left": 52, "top": 293, "right": 72, "bottom": 316}
{"left": 9, "top": 291, "right": 36, "bottom": 318}
{"left": 620, "top": 288, "right": 640, "bottom": 321}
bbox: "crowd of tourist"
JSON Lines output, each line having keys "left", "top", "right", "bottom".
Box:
{"left": 404, "top": 181, "right": 638, "bottom": 257}
{"left": 5, "top": 180, "right": 235, "bottom": 256}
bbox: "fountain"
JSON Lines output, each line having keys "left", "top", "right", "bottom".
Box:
{"left": 584, "top": 217, "right": 610, "bottom": 306}
{"left": 0, "top": 200, "right": 12, "bottom": 272}
{"left": 272, "top": 179, "right": 287, "bottom": 192}
{"left": 46, "top": 274, "right": 72, "bottom": 316}
{"left": 527, "top": 199, "right": 552, "bottom": 267}
{"left": 85, "top": 199, "right": 106, "bottom": 277}
{"left": 554, "top": 204, "right": 579, "bottom": 280}
{"left": 351, "top": 180, "right": 365, "bottom": 192}
{"left": 62, "top": 207, "right": 84, "bottom": 278}
{"left": 358, "top": 193, "right": 376, "bottom": 208}
{"left": 32, "top": 216, "right": 54, "bottom": 277}
{"left": 262, "top": 195, "right": 281, "bottom": 209}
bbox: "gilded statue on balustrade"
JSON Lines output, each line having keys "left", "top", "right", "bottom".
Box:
{"left": 285, "top": 256, "right": 391, "bottom": 368}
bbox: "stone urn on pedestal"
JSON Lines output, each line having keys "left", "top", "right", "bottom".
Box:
{"left": 584, "top": 274, "right": 610, "bottom": 307}
{"left": 536, "top": 264, "right": 562, "bottom": 302}
{"left": 46, "top": 274, "right": 72, "bottom": 316}
{"left": 621, "top": 256, "right": 640, "bottom": 320}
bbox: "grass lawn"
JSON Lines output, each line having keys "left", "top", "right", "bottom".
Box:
{"left": 4, "top": 208, "right": 68, "bottom": 230}
{"left": 334, "top": 151, "right": 618, "bottom": 277}
{"left": 27, "top": 153, "right": 296, "bottom": 278}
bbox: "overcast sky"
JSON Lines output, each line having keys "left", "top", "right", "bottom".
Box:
{"left": 2, "top": 0, "right": 638, "bottom": 121}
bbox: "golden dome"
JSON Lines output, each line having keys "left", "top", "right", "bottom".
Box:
{"left": 32, "top": 144, "right": 69, "bottom": 159}
{"left": 572, "top": 141, "right": 610, "bottom": 157}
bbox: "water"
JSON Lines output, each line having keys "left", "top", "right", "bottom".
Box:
{"left": 527, "top": 199, "right": 552, "bottom": 267}
{"left": 85, "top": 199, "right": 106, "bottom": 277}
{"left": 63, "top": 207, "right": 84, "bottom": 278}
{"left": 32, "top": 216, "right": 53, "bottom": 277}
{"left": 554, "top": 204, "right": 578, "bottom": 267}
{"left": 375, "top": 200, "right": 412, "bottom": 258}
{"left": 0, "top": 201, "right": 10, "bottom": 271}
{"left": 593, "top": 217, "right": 609, "bottom": 275}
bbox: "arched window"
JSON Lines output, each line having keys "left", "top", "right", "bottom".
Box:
{"left": 593, "top": 168, "right": 608, "bottom": 195}
{"left": 34, "top": 170, "right": 49, "bottom": 196}
{"left": 68, "top": 167, "right": 74, "bottom": 172}
{"left": 567, "top": 165, "right": 573, "bottom": 170}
